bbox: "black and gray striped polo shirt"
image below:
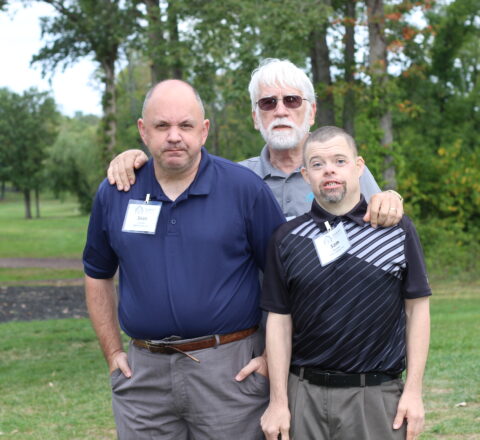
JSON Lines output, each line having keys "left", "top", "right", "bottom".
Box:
{"left": 261, "top": 197, "right": 431, "bottom": 374}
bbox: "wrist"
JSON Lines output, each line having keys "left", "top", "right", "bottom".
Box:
{"left": 386, "top": 189, "right": 403, "bottom": 202}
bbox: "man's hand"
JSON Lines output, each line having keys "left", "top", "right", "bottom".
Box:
{"left": 393, "top": 390, "right": 425, "bottom": 440}
{"left": 364, "top": 190, "right": 403, "bottom": 228}
{"left": 108, "top": 349, "right": 132, "bottom": 378}
{"left": 235, "top": 355, "right": 268, "bottom": 381}
{"left": 261, "top": 402, "right": 291, "bottom": 440}
{"left": 107, "top": 149, "right": 148, "bottom": 191}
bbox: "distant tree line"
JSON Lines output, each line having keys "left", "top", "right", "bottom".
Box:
{"left": 0, "top": 0, "right": 478, "bottom": 277}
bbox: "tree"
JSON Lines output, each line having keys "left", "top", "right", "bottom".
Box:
{"left": 365, "top": 0, "right": 396, "bottom": 189}
{"left": 32, "top": 0, "right": 137, "bottom": 156}
{"left": 45, "top": 112, "right": 103, "bottom": 213}
{"left": 0, "top": 87, "right": 59, "bottom": 218}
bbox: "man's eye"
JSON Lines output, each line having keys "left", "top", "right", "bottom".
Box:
{"left": 180, "top": 124, "right": 193, "bottom": 129}
{"left": 311, "top": 162, "right": 323, "bottom": 168}
{"left": 337, "top": 159, "right": 347, "bottom": 165}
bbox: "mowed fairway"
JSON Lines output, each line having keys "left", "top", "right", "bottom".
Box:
{"left": 0, "top": 194, "right": 89, "bottom": 258}
{"left": 0, "top": 283, "right": 478, "bottom": 439}
{"left": 0, "top": 194, "right": 478, "bottom": 438}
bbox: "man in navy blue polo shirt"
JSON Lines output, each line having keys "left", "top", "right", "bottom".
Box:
{"left": 260, "top": 126, "right": 431, "bottom": 440}
{"left": 83, "top": 79, "right": 285, "bottom": 439}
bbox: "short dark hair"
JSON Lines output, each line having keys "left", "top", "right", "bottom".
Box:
{"left": 303, "top": 126, "right": 357, "bottom": 165}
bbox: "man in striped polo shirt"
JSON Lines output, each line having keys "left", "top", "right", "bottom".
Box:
{"left": 260, "top": 126, "right": 431, "bottom": 440}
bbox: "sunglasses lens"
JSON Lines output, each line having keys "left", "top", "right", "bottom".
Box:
{"left": 257, "top": 97, "right": 277, "bottom": 111}
{"left": 257, "top": 95, "right": 305, "bottom": 111}
{"left": 283, "top": 95, "right": 303, "bottom": 109}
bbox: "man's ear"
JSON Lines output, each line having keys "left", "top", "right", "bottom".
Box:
{"left": 252, "top": 111, "right": 260, "bottom": 130}
{"left": 356, "top": 156, "right": 365, "bottom": 176}
{"left": 137, "top": 119, "right": 147, "bottom": 144}
{"left": 301, "top": 166, "right": 310, "bottom": 185}
{"left": 202, "top": 119, "right": 210, "bottom": 145}
{"left": 309, "top": 102, "right": 317, "bottom": 127}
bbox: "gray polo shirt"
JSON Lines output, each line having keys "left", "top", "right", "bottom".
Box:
{"left": 239, "top": 145, "right": 381, "bottom": 219}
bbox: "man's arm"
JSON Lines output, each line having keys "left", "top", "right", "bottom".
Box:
{"left": 393, "top": 296, "right": 430, "bottom": 440}
{"left": 364, "top": 190, "right": 404, "bottom": 228}
{"left": 261, "top": 312, "right": 293, "bottom": 440}
{"left": 360, "top": 165, "right": 403, "bottom": 228}
{"left": 107, "top": 149, "right": 148, "bottom": 191}
{"left": 85, "top": 275, "right": 131, "bottom": 377}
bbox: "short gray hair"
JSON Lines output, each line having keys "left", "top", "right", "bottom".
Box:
{"left": 141, "top": 79, "right": 205, "bottom": 118}
{"left": 303, "top": 126, "right": 358, "bottom": 165}
{"left": 248, "top": 58, "right": 315, "bottom": 111}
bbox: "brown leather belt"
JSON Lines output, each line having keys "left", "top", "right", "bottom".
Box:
{"left": 132, "top": 326, "right": 258, "bottom": 355}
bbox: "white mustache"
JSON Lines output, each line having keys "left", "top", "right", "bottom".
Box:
{"left": 268, "top": 118, "right": 296, "bottom": 131}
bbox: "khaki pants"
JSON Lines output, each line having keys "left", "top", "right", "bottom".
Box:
{"left": 111, "top": 332, "right": 268, "bottom": 440}
{"left": 288, "top": 372, "right": 407, "bottom": 440}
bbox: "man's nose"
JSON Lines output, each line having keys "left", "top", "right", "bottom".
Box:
{"left": 273, "top": 98, "right": 289, "bottom": 117}
{"left": 167, "top": 126, "right": 181, "bottom": 143}
{"left": 323, "top": 162, "right": 336, "bottom": 174}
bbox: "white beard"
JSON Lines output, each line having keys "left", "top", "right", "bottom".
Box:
{"left": 257, "top": 110, "right": 311, "bottom": 150}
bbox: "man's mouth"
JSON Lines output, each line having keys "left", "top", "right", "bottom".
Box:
{"left": 323, "top": 180, "right": 342, "bottom": 189}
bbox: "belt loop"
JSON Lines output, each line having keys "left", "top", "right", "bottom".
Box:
{"left": 299, "top": 367, "right": 305, "bottom": 381}
{"left": 360, "top": 373, "right": 366, "bottom": 387}
{"left": 213, "top": 334, "right": 220, "bottom": 348}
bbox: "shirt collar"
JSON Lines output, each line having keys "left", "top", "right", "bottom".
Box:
{"left": 310, "top": 195, "right": 368, "bottom": 229}
{"left": 258, "top": 145, "right": 302, "bottom": 178}
{"left": 146, "top": 147, "right": 212, "bottom": 201}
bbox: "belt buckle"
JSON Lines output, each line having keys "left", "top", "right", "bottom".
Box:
{"left": 324, "top": 371, "right": 330, "bottom": 387}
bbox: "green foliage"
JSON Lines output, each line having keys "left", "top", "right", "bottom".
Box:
{"left": 45, "top": 113, "right": 104, "bottom": 213}
{"left": 0, "top": 87, "right": 60, "bottom": 218}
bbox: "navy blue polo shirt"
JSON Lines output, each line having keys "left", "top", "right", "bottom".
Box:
{"left": 83, "top": 148, "right": 285, "bottom": 340}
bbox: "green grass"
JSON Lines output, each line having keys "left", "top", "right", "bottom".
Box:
{"left": 0, "top": 282, "right": 478, "bottom": 439}
{"left": 0, "top": 193, "right": 89, "bottom": 258}
{"left": 0, "top": 318, "right": 118, "bottom": 439}
{"left": 421, "top": 282, "right": 480, "bottom": 439}
{"left": 0, "top": 268, "right": 84, "bottom": 283}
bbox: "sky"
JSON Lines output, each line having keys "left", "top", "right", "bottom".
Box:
{"left": 0, "top": 2, "right": 102, "bottom": 116}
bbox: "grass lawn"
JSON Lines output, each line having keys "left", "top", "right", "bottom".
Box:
{"left": 0, "top": 281, "right": 479, "bottom": 439}
{"left": 0, "top": 268, "right": 84, "bottom": 284}
{"left": 0, "top": 193, "right": 89, "bottom": 259}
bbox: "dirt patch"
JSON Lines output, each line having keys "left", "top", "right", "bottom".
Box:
{"left": 0, "top": 285, "right": 88, "bottom": 323}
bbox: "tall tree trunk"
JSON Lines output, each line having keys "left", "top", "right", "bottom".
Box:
{"left": 34, "top": 187, "right": 40, "bottom": 218}
{"left": 310, "top": 25, "right": 335, "bottom": 126}
{"left": 343, "top": 0, "right": 356, "bottom": 136}
{"left": 0, "top": 181, "right": 5, "bottom": 200}
{"left": 366, "top": 0, "right": 396, "bottom": 189}
{"left": 102, "top": 58, "right": 117, "bottom": 155}
{"left": 23, "top": 189, "right": 32, "bottom": 219}
{"left": 144, "top": 0, "right": 168, "bottom": 84}
{"left": 167, "top": 1, "right": 183, "bottom": 79}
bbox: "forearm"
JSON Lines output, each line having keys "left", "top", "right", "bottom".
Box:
{"left": 404, "top": 297, "right": 430, "bottom": 394}
{"left": 266, "top": 312, "right": 293, "bottom": 405}
{"left": 85, "top": 275, "right": 124, "bottom": 368}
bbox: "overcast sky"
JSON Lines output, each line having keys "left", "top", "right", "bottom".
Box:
{"left": 0, "top": 2, "right": 102, "bottom": 116}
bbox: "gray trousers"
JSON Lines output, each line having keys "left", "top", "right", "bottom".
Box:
{"left": 288, "top": 373, "right": 407, "bottom": 440}
{"left": 111, "top": 331, "right": 268, "bottom": 439}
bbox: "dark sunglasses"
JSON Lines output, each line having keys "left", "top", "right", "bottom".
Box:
{"left": 256, "top": 95, "right": 308, "bottom": 111}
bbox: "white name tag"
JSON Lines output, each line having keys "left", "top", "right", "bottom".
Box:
{"left": 122, "top": 199, "right": 162, "bottom": 234}
{"left": 313, "top": 221, "right": 351, "bottom": 266}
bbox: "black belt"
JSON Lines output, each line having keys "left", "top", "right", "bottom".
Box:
{"left": 290, "top": 366, "right": 401, "bottom": 388}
